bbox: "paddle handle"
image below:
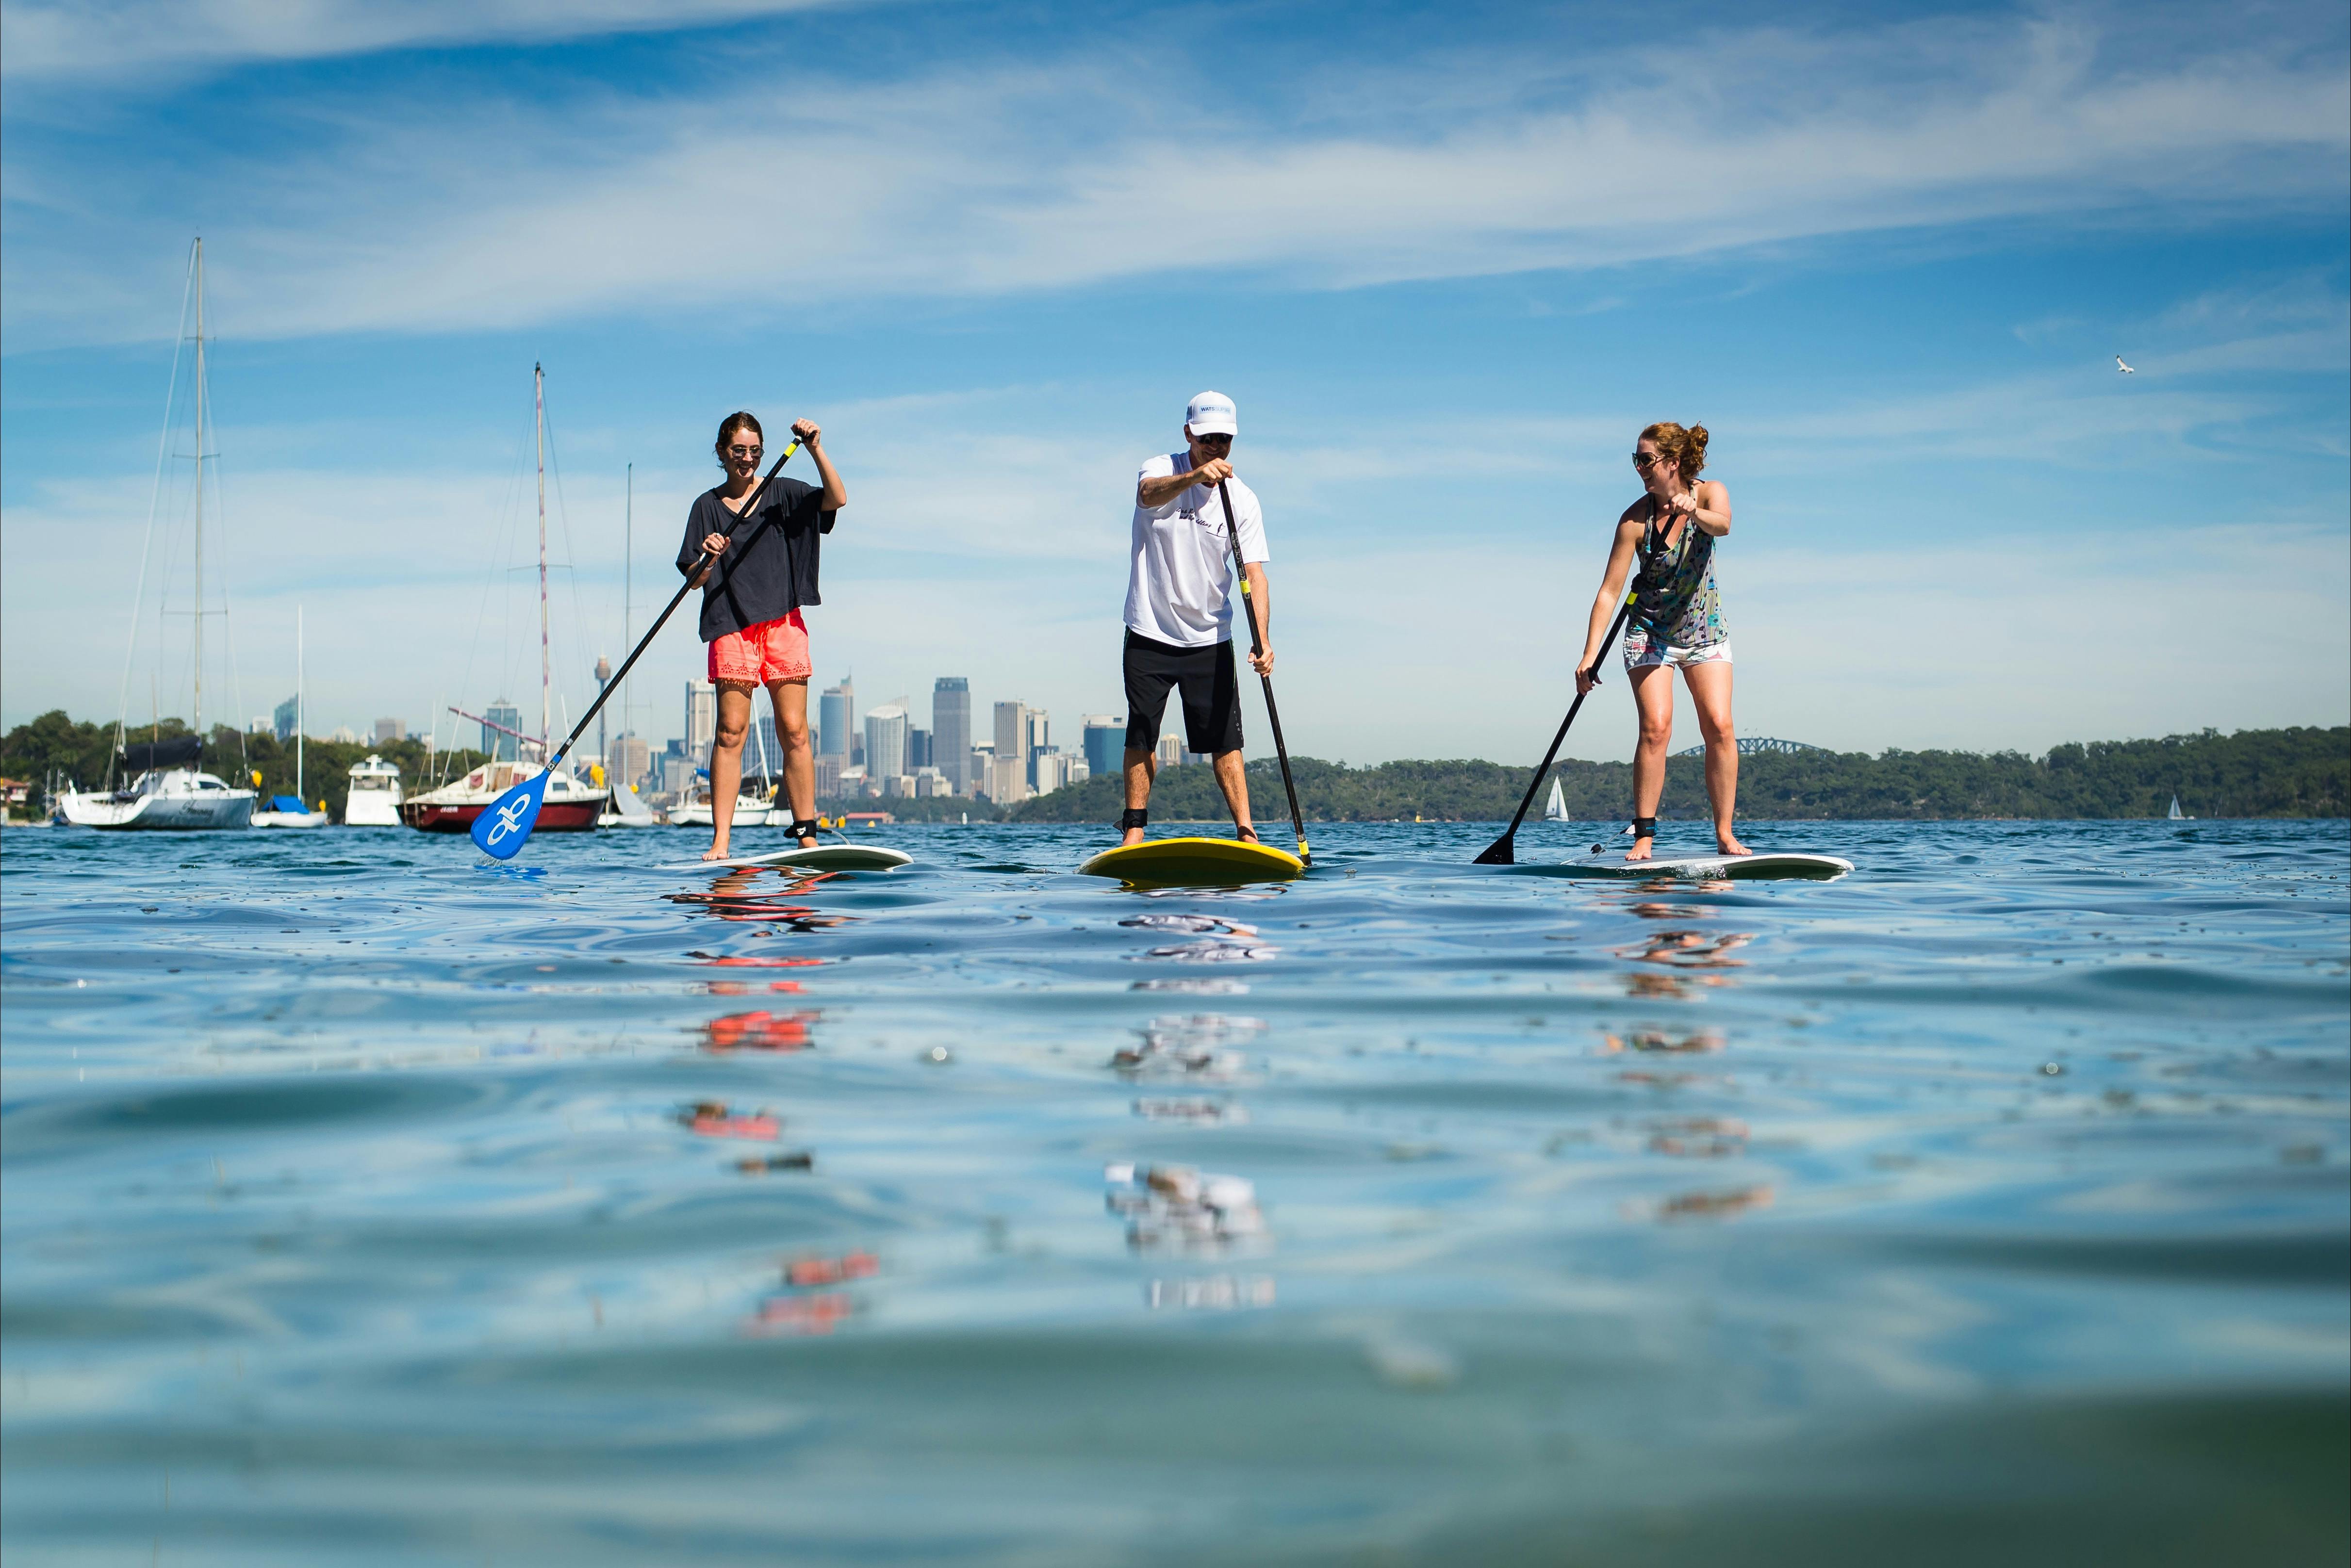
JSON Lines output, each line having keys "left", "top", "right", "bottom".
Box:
{"left": 1213, "top": 478, "right": 1308, "bottom": 862}
{"left": 543, "top": 440, "right": 801, "bottom": 771}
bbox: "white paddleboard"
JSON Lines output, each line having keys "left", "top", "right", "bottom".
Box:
{"left": 657, "top": 845, "right": 913, "bottom": 872}
{"left": 1556, "top": 850, "right": 1853, "bottom": 880}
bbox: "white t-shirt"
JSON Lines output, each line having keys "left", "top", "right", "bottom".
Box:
{"left": 1124, "top": 453, "right": 1269, "bottom": 648}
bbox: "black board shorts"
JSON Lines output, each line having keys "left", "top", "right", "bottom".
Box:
{"left": 1122, "top": 630, "right": 1244, "bottom": 756}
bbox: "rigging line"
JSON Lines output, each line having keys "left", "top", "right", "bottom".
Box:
{"left": 205, "top": 344, "right": 249, "bottom": 772}
{"left": 451, "top": 384, "right": 531, "bottom": 745}
{"left": 108, "top": 244, "right": 198, "bottom": 784}
{"left": 540, "top": 384, "right": 597, "bottom": 739}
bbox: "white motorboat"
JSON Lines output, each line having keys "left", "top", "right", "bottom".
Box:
{"left": 345, "top": 754, "right": 404, "bottom": 826}
{"left": 667, "top": 783, "right": 774, "bottom": 828}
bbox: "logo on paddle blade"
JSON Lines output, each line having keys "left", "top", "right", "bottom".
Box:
{"left": 485, "top": 797, "right": 530, "bottom": 845}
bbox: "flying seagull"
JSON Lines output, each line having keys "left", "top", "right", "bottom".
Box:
{"left": 2115, "top": 356, "right": 2136, "bottom": 374}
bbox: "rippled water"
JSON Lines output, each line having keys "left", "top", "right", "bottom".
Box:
{"left": 4, "top": 819, "right": 2346, "bottom": 1565}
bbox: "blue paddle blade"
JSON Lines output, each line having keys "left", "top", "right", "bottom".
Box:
{"left": 471, "top": 770, "right": 549, "bottom": 859}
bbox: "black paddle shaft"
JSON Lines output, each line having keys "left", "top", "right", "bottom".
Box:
{"left": 1212, "top": 477, "right": 1309, "bottom": 861}
{"left": 543, "top": 440, "right": 802, "bottom": 772}
{"left": 1474, "top": 519, "right": 1666, "bottom": 866}
{"left": 1471, "top": 594, "right": 1639, "bottom": 865}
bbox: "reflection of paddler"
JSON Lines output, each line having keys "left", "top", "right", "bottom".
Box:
{"left": 702, "top": 1010, "right": 818, "bottom": 1053}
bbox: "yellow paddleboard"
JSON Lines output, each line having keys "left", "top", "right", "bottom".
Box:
{"left": 1078, "top": 835, "right": 1306, "bottom": 885}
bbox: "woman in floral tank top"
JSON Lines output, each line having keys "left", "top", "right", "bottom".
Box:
{"left": 1572, "top": 422, "right": 1750, "bottom": 862}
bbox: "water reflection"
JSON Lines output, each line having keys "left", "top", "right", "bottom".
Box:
{"left": 1656, "top": 1184, "right": 1775, "bottom": 1221}
{"left": 1646, "top": 1116, "right": 1749, "bottom": 1158}
{"left": 700, "top": 1009, "right": 819, "bottom": 1054}
{"left": 1111, "top": 1014, "right": 1263, "bottom": 1079}
{"left": 1105, "top": 1163, "right": 1268, "bottom": 1251}
{"left": 1603, "top": 1029, "right": 1727, "bottom": 1055}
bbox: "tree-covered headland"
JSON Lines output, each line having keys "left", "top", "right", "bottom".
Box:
{"left": 7, "top": 712, "right": 2340, "bottom": 823}
{"left": 1007, "top": 727, "right": 2347, "bottom": 823}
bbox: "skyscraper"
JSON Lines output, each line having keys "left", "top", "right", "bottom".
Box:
{"left": 485, "top": 698, "right": 521, "bottom": 761}
{"left": 864, "top": 703, "right": 909, "bottom": 785}
{"left": 1082, "top": 716, "right": 1124, "bottom": 780}
{"left": 908, "top": 727, "right": 932, "bottom": 770}
{"left": 684, "top": 679, "right": 716, "bottom": 761}
{"left": 932, "top": 677, "right": 970, "bottom": 790}
{"left": 819, "top": 678, "right": 855, "bottom": 758}
{"left": 273, "top": 695, "right": 299, "bottom": 743}
{"left": 1023, "top": 709, "right": 1051, "bottom": 787}
{"left": 994, "top": 701, "right": 1027, "bottom": 774}
{"left": 374, "top": 718, "right": 406, "bottom": 744}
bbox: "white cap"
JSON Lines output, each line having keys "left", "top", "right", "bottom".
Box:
{"left": 1184, "top": 390, "right": 1237, "bottom": 438}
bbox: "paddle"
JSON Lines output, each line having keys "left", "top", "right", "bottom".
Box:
{"left": 1472, "top": 530, "right": 1657, "bottom": 866}
{"left": 1212, "top": 477, "right": 1309, "bottom": 864}
{"left": 471, "top": 438, "right": 804, "bottom": 859}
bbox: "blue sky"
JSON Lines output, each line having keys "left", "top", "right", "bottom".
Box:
{"left": 3, "top": 0, "right": 2345, "bottom": 767}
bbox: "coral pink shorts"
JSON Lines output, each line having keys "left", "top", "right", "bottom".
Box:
{"left": 708, "top": 611, "right": 811, "bottom": 685}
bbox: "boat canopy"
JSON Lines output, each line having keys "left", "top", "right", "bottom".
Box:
{"left": 270, "top": 795, "right": 308, "bottom": 813}
{"left": 121, "top": 735, "right": 203, "bottom": 770}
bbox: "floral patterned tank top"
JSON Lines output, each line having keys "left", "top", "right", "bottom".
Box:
{"left": 1633, "top": 495, "right": 1726, "bottom": 648}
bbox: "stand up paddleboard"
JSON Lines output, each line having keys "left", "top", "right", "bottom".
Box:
{"left": 658, "top": 845, "right": 913, "bottom": 873}
{"left": 1079, "top": 836, "right": 1305, "bottom": 885}
{"left": 1555, "top": 850, "right": 1852, "bottom": 881}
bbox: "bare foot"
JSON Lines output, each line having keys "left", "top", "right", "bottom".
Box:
{"left": 1625, "top": 835, "right": 1655, "bottom": 863}
{"left": 702, "top": 839, "right": 731, "bottom": 862}
{"left": 799, "top": 834, "right": 820, "bottom": 851}
{"left": 1717, "top": 833, "right": 1752, "bottom": 856}
{"left": 1121, "top": 828, "right": 1147, "bottom": 847}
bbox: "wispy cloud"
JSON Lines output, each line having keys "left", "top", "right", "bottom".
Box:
{"left": 4, "top": 12, "right": 2342, "bottom": 345}
{"left": 0, "top": 0, "right": 861, "bottom": 81}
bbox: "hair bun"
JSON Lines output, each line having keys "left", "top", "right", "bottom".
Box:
{"left": 1686, "top": 425, "right": 1709, "bottom": 451}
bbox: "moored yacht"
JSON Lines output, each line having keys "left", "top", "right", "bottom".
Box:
{"left": 400, "top": 759, "right": 604, "bottom": 833}
{"left": 345, "top": 754, "right": 404, "bottom": 825}
{"left": 57, "top": 738, "right": 258, "bottom": 831}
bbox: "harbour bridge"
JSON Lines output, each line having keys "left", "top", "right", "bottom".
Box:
{"left": 1670, "top": 737, "right": 1825, "bottom": 758}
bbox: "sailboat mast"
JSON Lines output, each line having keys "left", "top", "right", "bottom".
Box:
{"left": 623, "top": 462, "right": 632, "bottom": 756}
{"left": 535, "top": 363, "right": 550, "bottom": 755}
{"left": 192, "top": 237, "right": 206, "bottom": 741}
{"left": 296, "top": 604, "right": 305, "bottom": 803}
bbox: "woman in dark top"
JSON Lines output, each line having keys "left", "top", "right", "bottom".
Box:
{"left": 1572, "top": 421, "right": 1747, "bottom": 862}
{"left": 677, "top": 410, "right": 848, "bottom": 860}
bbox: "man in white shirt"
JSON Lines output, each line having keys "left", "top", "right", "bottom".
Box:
{"left": 1117, "top": 391, "right": 1274, "bottom": 847}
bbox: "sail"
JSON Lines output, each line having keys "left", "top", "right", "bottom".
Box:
{"left": 121, "top": 735, "right": 204, "bottom": 771}
{"left": 2167, "top": 795, "right": 2184, "bottom": 820}
{"left": 1544, "top": 777, "right": 1569, "bottom": 821}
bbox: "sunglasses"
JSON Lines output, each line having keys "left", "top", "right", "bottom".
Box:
{"left": 727, "top": 444, "right": 764, "bottom": 459}
{"left": 1195, "top": 433, "right": 1233, "bottom": 446}
{"left": 1631, "top": 452, "right": 1665, "bottom": 470}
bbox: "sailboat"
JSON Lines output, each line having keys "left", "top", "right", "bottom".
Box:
{"left": 55, "top": 239, "right": 258, "bottom": 832}
{"left": 668, "top": 719, "right": 778, "bottom": 827}
{"left": 399, "top": 364, "right": 606, "bottom": 834}
{"left": 2167, "top": 794, "right": 2192, "bottom": 821}
{"left": 254, "top": 606, "right": 328, "bottom": 827}
{"left": 1544, "top": 776, "right": 1570, "bottom": 822}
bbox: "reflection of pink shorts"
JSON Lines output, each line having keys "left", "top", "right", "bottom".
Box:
{"left": 708, "top": 611, "right": 811, "bottom": 685}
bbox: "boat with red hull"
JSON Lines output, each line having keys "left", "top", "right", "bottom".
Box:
{"left": 399, "top": 760, "right": 604, "bottom": 833}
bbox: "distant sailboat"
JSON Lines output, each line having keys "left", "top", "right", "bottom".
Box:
{"left": 253, "top": 605, "right": 328, "bottom": 828}
{"left": 2167, "top": 794, "right": 2191, "bottom": 821}
{"left": 1544, "top": 777, "right": 1570, "bottom": 822}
